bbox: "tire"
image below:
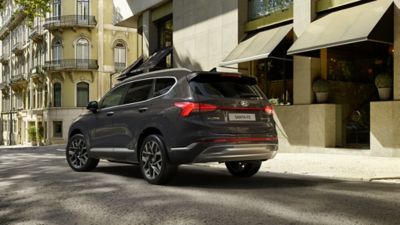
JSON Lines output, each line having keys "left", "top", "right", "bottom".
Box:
{"left": 66, "top": 134, "right": 99, "bottom": 172}
{"left": 225, "top": 161, "right": 262, "bottom": 177}
{"left": 139, "top": 135, "right": 177, "bottom": 185}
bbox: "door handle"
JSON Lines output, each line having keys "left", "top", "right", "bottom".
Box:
{"left": 106, "top": 111, "right": 114, "bottom": 117}
{"left": 138, "top": 107, "right": 148, "bottom": 113}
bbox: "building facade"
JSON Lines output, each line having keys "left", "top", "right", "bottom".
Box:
{"left": 0, "top": 0, "right": 138, "bottom": 145}
{"left": 115, "top": 0, "right": 400, "bottom": 157}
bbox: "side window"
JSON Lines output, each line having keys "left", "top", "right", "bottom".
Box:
{"left": 123, "top": 79, "right": 153, "bottom": 104}
{"left": 154, "top": 78, "right": 175, "bottom": 97}
{"left": 100, "top": 84, "right": 129, "bottom": 109}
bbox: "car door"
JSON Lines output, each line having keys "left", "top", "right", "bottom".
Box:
{"left": 90, "top": 83, "right": 129, "bottom": 150}
{"left": 111, "top": 79, "right": 154, "bottom": 153}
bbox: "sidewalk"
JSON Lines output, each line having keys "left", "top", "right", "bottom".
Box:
{"left": 261, "top": 152, "right": 400, "bottom": 183}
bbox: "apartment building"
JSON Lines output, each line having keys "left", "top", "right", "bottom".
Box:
{"left": 0, "top": 0, "right": 138, "bottom": 145}
{"left": 115, "top": 0, "right": 400, "bottom": 157}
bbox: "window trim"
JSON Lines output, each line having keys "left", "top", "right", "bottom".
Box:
{"left": 98, "top": 76, "right": 177, "bottom": 111}
{"left": 75, "top": 37, "right": 90, "bottom": 59}
{"left": 76, "top": 81, "right": 90, "bottom": 107}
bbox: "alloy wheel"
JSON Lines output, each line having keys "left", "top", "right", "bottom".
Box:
{"left": 68, "top": 137, "right": 89, "bottom": 169}
{"left": 141, "top": 140, "right": 163, "bottom": 180}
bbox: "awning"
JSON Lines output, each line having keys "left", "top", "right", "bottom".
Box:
{"left": 220, "top": 24, "right": 293, "bottom": 66}
{"left": 116, "top": 56, "right": 144, "bottom": 81}
{"left": 287, "top": 0, "right": 393, "bottom": 55}
{"left": 131, "top": 46, "right": 173, "bottom": 73}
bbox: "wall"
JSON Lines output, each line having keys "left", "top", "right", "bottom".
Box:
{"left": 173, "top": 0, "right": 239, "bottom": 71}
{"left": 370, "top": 101, "right": 400, "bottom": 157}
{"left": 275, "top": 104, "right": 340, "bottom": 148}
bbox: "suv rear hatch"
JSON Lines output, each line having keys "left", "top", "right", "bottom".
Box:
{"left": 184, "top": 72, "right": 276, "bottom": 139}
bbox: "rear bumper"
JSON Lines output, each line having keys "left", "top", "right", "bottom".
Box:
{"left": 168, "top": 142, "right": 278, "bottom": 164}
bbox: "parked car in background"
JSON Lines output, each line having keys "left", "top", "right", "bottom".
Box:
{"left": 66, "top": 68, "right": 278, "bottom": 184}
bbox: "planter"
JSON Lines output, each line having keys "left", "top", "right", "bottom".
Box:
{"left": 315, "top": 92, "right": 329, "bottom": 103}
{"left": 378, "top": 87, "right": 391, "bottom": 100}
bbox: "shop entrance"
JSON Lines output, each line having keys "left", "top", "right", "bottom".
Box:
{"left": 327, "top": 42, "right": 393, "bottom": 148}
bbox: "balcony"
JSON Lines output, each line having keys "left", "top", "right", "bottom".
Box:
{"left": 0, "top": 81, "right": 9, "bottom": 90}
{"left": 248, "top": 0, "right": 293, "bottom": 21}
{"left": 30, "top": 66, "right": 45, "bottom": 83}
{"left": 43, "top": 15, "right": 97, "bottom": 31}
{"left": 10, "top": 74, "right": 26, "bottom": 83}
{"left": 29, "top": 25, "right": 45, "bottom": 42}
{"left": 0, "top": 53, "right": 10, "bottom": 64}
{"left": 11, "top": 42, "right": 25, "bottom": 55}
{"left": 114, "top": 62, "right": 127, "bottom": 72}
{"left": 43, "top": 59, "right": 99, "bottom": 71}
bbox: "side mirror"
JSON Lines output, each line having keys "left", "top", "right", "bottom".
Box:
{"left": 87, "top": 101, "right": 99, "bottom": 113}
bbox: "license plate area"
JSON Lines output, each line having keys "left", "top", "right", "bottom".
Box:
{"left": 228, "top": 113, "right": 256, "bottom": 121}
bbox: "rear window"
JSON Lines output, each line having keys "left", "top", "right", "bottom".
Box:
{"left": 189, "top": 74, "right": 264, "bottom": 99}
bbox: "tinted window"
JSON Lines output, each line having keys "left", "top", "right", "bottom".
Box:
{"left": 100, "top": 84, "right": 129, "bottom": 109}
{"left": 190, "top": 75, "right": 264, "bottom": 99}
{"left": 154, "top": 78, "right": 175, "bottom": 97}
{"left": 123, "top": 79, "right": 153, "bottom": 104}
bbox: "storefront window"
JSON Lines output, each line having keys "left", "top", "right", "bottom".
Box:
{"left": 248, "top": 0, "right": 293, "bottom": 21}
{"left": 157, "top": 16, "right": 173, "bottom": 68}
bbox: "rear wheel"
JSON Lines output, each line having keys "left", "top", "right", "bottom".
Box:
{"left": 225, "top": 161, "right": 262, "bottom": 177}
{"left": 66, "top": 134, "right": 99, "bottom": 172}
{"left": 139, "top": 135, "right": 177, "bottom": 185}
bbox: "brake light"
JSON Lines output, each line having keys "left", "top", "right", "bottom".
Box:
{"left": 264, "top": 105, "right": 274, "bottom": 115}
{"left": 174, "top": 102, "right": 218, "bottom": 117}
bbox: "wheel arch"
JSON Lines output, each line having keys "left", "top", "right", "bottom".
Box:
{"left": 136, "top": 127, "right": 164, "bottom": 160}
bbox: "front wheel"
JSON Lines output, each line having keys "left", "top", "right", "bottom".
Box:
{"left": 139, "top": 135, "right": 177, "bottom": 185}
{"left": 225, "top": 161, "right": 262, "bottom": 177}
{"left": 66, "top": 134, "right": 99, "bottom": 172}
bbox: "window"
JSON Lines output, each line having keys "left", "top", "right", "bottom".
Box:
{"left": 77, "top": 0, "right": 89, "bottom": 19}
{"left": 53, "top": 0, "right": 61, "bottom": 18}
{"left": 100, "top": 84, "right": 129, "bottom": 109}
{"left": 114, "top": 42, "right": 126, "bottom": 71}
{"left": 190, "top": 75, "right": 264, "bottom": 99}
{"left": 123, "top": 80, "right": 153, "bottom": 104}
{"left": 154, "top": 78, "right": 175, "bottom": 97}
{"left": 44, "top": 85, "right": 48, "bottom": 107}
{"left": 52, "top": 39, "right": 62, "bottom": 61}
{"left": 156, "top": 16, "right": 173, "bottom": 68}
{"left": 76, "top": 82, "right": 89, "bottom": 107}
{"left": 76, "top": 38, "right": 89, "bottom": 59}
{"left": 248, "top": 0, "right": 293, "bottom": 21}
{"left": 53, "top": 82, "right": 61, "bottom": 107}
{"left": 53, "top": 121, "right": 62, "bottom": 138}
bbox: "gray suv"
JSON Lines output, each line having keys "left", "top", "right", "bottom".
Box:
{"left": 66, "top": 68, "right": 278, "bottom": 184}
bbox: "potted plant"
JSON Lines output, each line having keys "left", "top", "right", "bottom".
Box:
{"left": 28, "top": 126, "right": 37, "bottom": 146}
{"left": 375, "top": 73, "right": 393, "bottom": 100}
{"left": 312, "top": 79, "right": 330, "bottom": 103}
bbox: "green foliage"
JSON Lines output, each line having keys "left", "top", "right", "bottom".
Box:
{"left": 16, "top": 0, "right": 51, "bottom": 27}
{"left": 312, "top": 79, "right": 330, "bottom": 93}
{"left": 37, "top": 125, "right": 44, "bottom": 141}
{"left": 28, "top": 126, "right": 37, "bottom": 142}
{"left": 374, "top": 73, "right": 393, "bottom": 88}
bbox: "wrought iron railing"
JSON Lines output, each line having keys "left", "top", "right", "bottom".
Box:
{"left": 10, "top": 74, "right": 25, "bottom": 83}
{"left": 248, "top": 0, "right": 293, "bottom": 20}
{"left": 43, "top": 15, "right": 97, "bottom": 29}
{"left": 43, "top": 59, "right": 99, "bottom": 71}
{"left": 114, "top": 62, "right": 126, "bottom": 72}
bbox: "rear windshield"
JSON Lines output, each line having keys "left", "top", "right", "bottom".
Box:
{"left": 189, "top": 74, "right": 264, "bottom": 99}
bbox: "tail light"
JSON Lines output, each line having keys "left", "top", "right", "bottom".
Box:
{"left": 174, "top": 102, "right": 218, "bottom": 117}
{"left": 264, "top": 105, "right": 274, "bottom": 115}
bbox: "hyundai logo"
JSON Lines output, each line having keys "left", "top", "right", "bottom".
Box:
{"left": 240, "top": 100, "right": 249, "bottom": 107}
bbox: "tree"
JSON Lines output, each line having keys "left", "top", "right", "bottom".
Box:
{"left": 0, "top": 0, "right": 51, "bottom": 27}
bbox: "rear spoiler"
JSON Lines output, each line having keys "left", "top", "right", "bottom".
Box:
{"left": 187, "top": 72, "right": 258, "bottom": 85}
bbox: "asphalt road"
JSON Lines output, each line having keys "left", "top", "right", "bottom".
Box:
{"left": 0, "top": 147, "right": 399, "bottom": 225}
